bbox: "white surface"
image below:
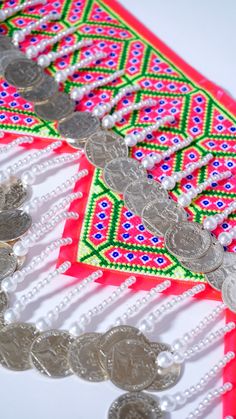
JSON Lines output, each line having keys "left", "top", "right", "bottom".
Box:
{"left": 1, "top": 1, "right": 235, "bottom": 418}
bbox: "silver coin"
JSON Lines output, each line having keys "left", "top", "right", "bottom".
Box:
{"left": 108, "top": 392, "right": 164, "bottom": 419}
{"left": 0, "top": 323, "right": 39, "bottom": 371}
{"left": 85, "top": 130, "right": 128, "bottom": 169}
{"left": 103, "top": 157, "right": 147, "bottom": 194}
{"left": 0, "top": 177, "right": 28, "bottom": 210}
{"left": 0, "top": 291, "right": 8, "bottom": 330}
{"left": 30, "top": 329, "right": 74, "bottom": 378}
{"left": 58, "top": 111, "right": 100, "bottom": 149}
{"left": 0, "top": 242, "right": 17, "bottom": 281}
{"left": 206, "top": 251, "right": 236, "bottom": 291}
{"left": 4, "top": 58, "right": 44, "bottom": 89}
{"left": 148, "top": 342, "right": 182, "bottom": 391}
{"left": 68, "top": 332, "right": 108, "bottom": 382}
{"left": 0, "top": 50, "right": 24, "bottom": 75}
{"left": 35, "top": 92, "right": 75, "bottom": 122}
{"left": 0, "top": 209, "right": 32, "bottom": 242}
{"left": 124, "top": 179, "right": 168, "bottom": 217}
{"left": 19, "top": 73, "right": 58, "bottom": 103}
{"left": 0, "top": 186, "right": 5, "bottom": 208}
{"left": 0, "top": 35, "right": 15, "bottom": 53}
{"left": 165, "top": 221, "right": 212, "bottom": 260}
{"left": 98, "top": 325, "right": 149, "bottom": 369}
{"left": 222, "top": 274, "right": 236, "bottom": 313}
{"left": 106, "top": 338, "right": 157, "bottom": 391}
{"left": 181, "top": 238, "right": 224, "bottom": 273}
{"left": 142, "top": 198, "right": 187, "bottom": 236}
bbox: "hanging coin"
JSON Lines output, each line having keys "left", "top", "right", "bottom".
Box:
{"left": 0, "top": 323, "right": 39, "bottom": 371}
{"left": 0, "top": 35, "right": 16, "bottom": 53}
{"left": 58, "top": 112, "right": 100, "bottom": 149}
{"left": 180, "top": 238, "right": 224, "bottom": 274}
{"left": 0, "top": 242, "right": 18, "bottom": 281}
{"left": 108, "top": 392, "right": 164, "bottom": 419}
{"left": 0, "top": 209, "right": 32, "bottom": 242}
{"left": 19, "top": 73, "right": 58, "bottom": 104}
{"left": 4, "top": 58, "right": 44, "bottom": 89}
{"left": 0, "top": 186, "right": 5, "bottom": 209}
{"left": 0, "top": 291, "right": 8, "bottom": 330}
{"left": 34, "top": 92, "right": 75, "bottom": 122}
{"left": 222, "top": 274, "right": 236, "bottom": 313}
{"left": 85, "top": 130, "right": 128, "bottom": 168}
{"left": 0, "top": 50, "right": 24, "bottom": 76}
{"left": 68, "top": 332, "right": 108, "bottom": 382}
{"left": 206, "top": 251, "right": 236, "bottom": 291}
{"left": 103, "top": 157, "right": 147, "bottom": 194}
{"left": 30, "top": 330, "right": 74, "bottom": 378}
{"left": 165, "top": 222, "right": 212, "bottom": 261}
{"left": 0, "top": 177, "right": 28, "bottom": 210}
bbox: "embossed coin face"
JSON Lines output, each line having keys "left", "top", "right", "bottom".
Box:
{"left": 0, "top": 323, "right": 39, "bottom": 370}
{"left": 19, "top": 73, "right": 58, "bottom": 103}
{"left": 148, "top": 342, "right": 182, "bottom": 391}
{"left": 165, "top": 222, "right": 212, "bottom": 260}
{"left": 0, "top": 35, "right": 15, "bottom": 53}
{"left": 0, "top": 177, "right": 28, "bottom": 210}
{"left": 30, "top": 330, "right": 74, "bottom": 378}
{"left": 0, "top": 186, "right": 5, "bottom": 208}
{"left": 34, "top": 92, "right": 75, "bottom": 121}
{"left": 108, "top": 392, "right": 164, "bottom": 419}
{"left": 0, "top": 209, "right": 32, "bottom": 242}
{"left": 103, "top": 157, "right": 147, "bottom": 194}
{"left": 206, "top": 251, "right": 236, "bottom": 291}
{"left": 124, "top": 179, "right": 168, "bottom": 217}
{"left": 58, "top": 112, "right": 101, "bottom": 149}
{"left": 0, "top": 50, "right": 24, "bottom": 75}
{"left": 0, "top": 291, "right": 8, "bottom": 330}
{"left": 0, "top": 242, "right": 17, "bottom": 281}
{"left": 181, "top": 238, "right": 224, "bottom": 274}
{"left": 98, "top": 325, "right": 149, "bottom": 369}
{"left": 222, "top": 274, "right": 236, "bottom": 313}
{"left": 68, "top": 332, "right": 108, "bottom": 382}
{"left": 142, "top": 198, "right": 187, "bottom": 236}
{"left": 4, "top": 58, "right": 44, "bottom": 88}
{"left": 85, "top": 130, "right": 128, "bottom": 168}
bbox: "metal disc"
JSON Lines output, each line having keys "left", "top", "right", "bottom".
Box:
{"left": 147, "top": 342, "right": 182, "bottom": 391}
{"left": 0, "top": 177, "right": 28, "bottom": 210}
{"left": 123, "top": 179, "right": 168, "bottom": 217}
{"left": 165, "top": 221, "right": 212, "bottom": 261}
{"left": 0, "top": 323, "right": 39, "bottom": 371}
{"left": 85, "top": 130, "right": 128, "bottom": 169}
{"left": 0, "top": 291, "right": 8, "bottom": 330}
{"left": 0, "top": 209, "right": 32, "bottom": 242}
{"left": 108, "top": 392, "right": 164, "bottom": 419}
{"left": 222, "top": 274, "right": 236, "bottom": 313}
{"left": 34, "top": 92, "right": 75, "bottom": 122}
{"left": 142, "top": 198, "right": 187, "bottom": 237}
{"left": 206, "top": 251, "right": 236, "bottom": 291}
{"left": 30, "top": 329, "right": 74, "bottom": 378}
{"left": 68, "top": 332, "right": 108, "bottom": 382}
{"left": 0, "top": 186, "right": 5, "bottom": 209}
{"left": 0, "top": 50, "right": 24, "bottom": 76}
{"left": 180, "top": 238, "right": 224, "bottom": 273}
{"left": 106, "top": 338, "right": 157, "bottom": 391}
{"left": 0, "top": 242, "right": 18, "bottom": 281}
{"left": 0, "top": 35, "right": 15, "bottom": 53}
{"left": 103, "top": 157, "right": 147, "bottom": 194}
{"left": 98, "top": 325, "right": 149, "bottom": 369}
{"left": 19, "top": 73, "right": 58, "bottom": 103}
{"left": 4, "top": 58, "right": 44, "bottom": 89}
{"left": 58, "top": 111, "right": 100, "bottom": 149}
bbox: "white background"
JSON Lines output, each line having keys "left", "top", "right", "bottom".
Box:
{"left": 0, "top": 1, "right": 235, "bottom": 418}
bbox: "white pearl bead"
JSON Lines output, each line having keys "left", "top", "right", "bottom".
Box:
{"left": 138, "top": 319, "right": 153, "bottom": 333}
{"left": 174, "top": 392, "right": 187, "bottom": 406}
{"left": 4, "top": 308, "right": 19, "bottom": 324}
{"left": 178, "top": 193, "right": 192, "bottom": 207}
{"left": 218, "top": 232, "right": 232, "bottom": 246}
{"left": 157, "top": 350, "right": 174, "bottom": 368}
{"left": 26, "top": 46, "right": 38, "bottom": 59}
{"left": 37, "top": 54, "right": 51, "bottom": 68}
{"left": 13, "top": 241, "right": 28, "bottom": 257}
{"left": 141, "top": 156, "right": 154, "bottom": 170}
{"left": 102, "top": 115, "right": 115, "bottom": 129}
{"left": 69, "top": 323, "right": 83, "bottom": 336}
{"left": 172, "top": 338, "right": 186, "bottom": 352}
{"left": 35, "top": 318, "right": 49, "bottom": 332}
{"left": 203, "top": 216, "right": 218, "bottom": 231}
{"left": 21, "top": 171, "right": 36, "bottom": 186}
{"left": 173, "top": 351, "right": 185, "bottom": 364}
{"left": 162, "top": 176, "right": 176, "bottom": 190}
{"left": 55, "top": 71, "right": 67, "bottom": 83}
{"left": 125, "top": 134, "right": 137, "bottom": 147}
{"left": 159, "top": 395, "right": 176, "bottom": 412}
{"left": 1, "top": 277, "right": 15, "bottom": 292}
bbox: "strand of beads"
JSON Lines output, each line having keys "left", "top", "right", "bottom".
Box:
{"left": 12, "top": 12, "right": 61, "bottom": 46}
{"left": 70, "top": 69, "right": 125, "bottom": 101}
{"left": 0, "top": 0, "right": 46, "bottom": 22}
{"left": 35, "top": 270, "right": 103, "bottom": 331}
{"left": 124, "top": 115, "right": 175, "bottom": 147}
{"left": 26, "top": 26, "right": 78, "bottom": 59}
{"left": 55, "top": 51, "right": 107, "bottom": 83}
{"left": 218, "top": 224, "right": 236, "bottom": 247}
{"left": 138, "top": 284, "right": 206, "bottom": 333}
{"left": 185, "top": 382, "right": 233, "bottom": 419}
{"left": 159, "top": 351, "right": 235, "bottom": 413}
{"left": 4, "top": 261, "right": 71, "bottom": 324}
{"left": 112, "top": 280, "right": 171, "bottom": 327}
{"left": 161, "top": 153, "right": 213, "bottom": 191}
{"left": 141, "top": 136, "right": 193, "bottom": 170}
{"left": 101, "top": 98, "right": 157, "bottom": 129}
{"left": 69, "top": 276, "right": 137, "bottom": 336}
{"left": 204, "top": 201, "right": 236, "bottom": 231}
{"left": 178, "top": 170, "right": 232, "bottom": 207}
{"left": 1, "top": 237, "right": 72, "bottom": 293}
{"left": 92, "top": 84, "right": 140, "bottom": 118}
{"left": 38, "top": 38, "right": 93, "bottom": 68}
{"left": 0, "top": 136, "right": 33, "bottom": 155}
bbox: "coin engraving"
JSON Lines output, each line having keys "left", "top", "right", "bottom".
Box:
{"left": 35, "top": 92, "right": 75, "bottom": 121}
{"left": 0, "top": 291, "right": 8, "bottom": 330}
{"left": 181, "top": 238, "right": 224, "bottom": 273}
{"left": 0, "top": 35, "right": 16, "bottom": 53}
{"left": 58, "top": 112, "right": 100, "bottom": 148}
{"left": 222, "top": 274, "right": 236, "bottom": 313}
{"left": 5, "top": 58, "right": 43, "bottom": 88}
{"left": 19, "top": 73, "right": 58, "bottom": 103}
{"left": 0, "top": 242, "right": 17, "bottom": 281}
{"left": 30, "top": 330, "right": 74, "bottom": 378}
{"left": 1, "top": 177, "right": 28, "bottom": 210}
{"left": 108, "top": 392, "right": 164, "bottom": 419}
{"left": 206, "top": 251, "right": 236, "bottom": 291}
{"left": 68, "top": 332, "right": 108, "bottom": 382}
{"left": 103, "top": 157, "right": 147, "bottom": 194}
{"left": 0, "top": 50, "right": 24, "bottom": 75}
{"left": 0, "top": 209, "right": 32, "bottom": 242}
